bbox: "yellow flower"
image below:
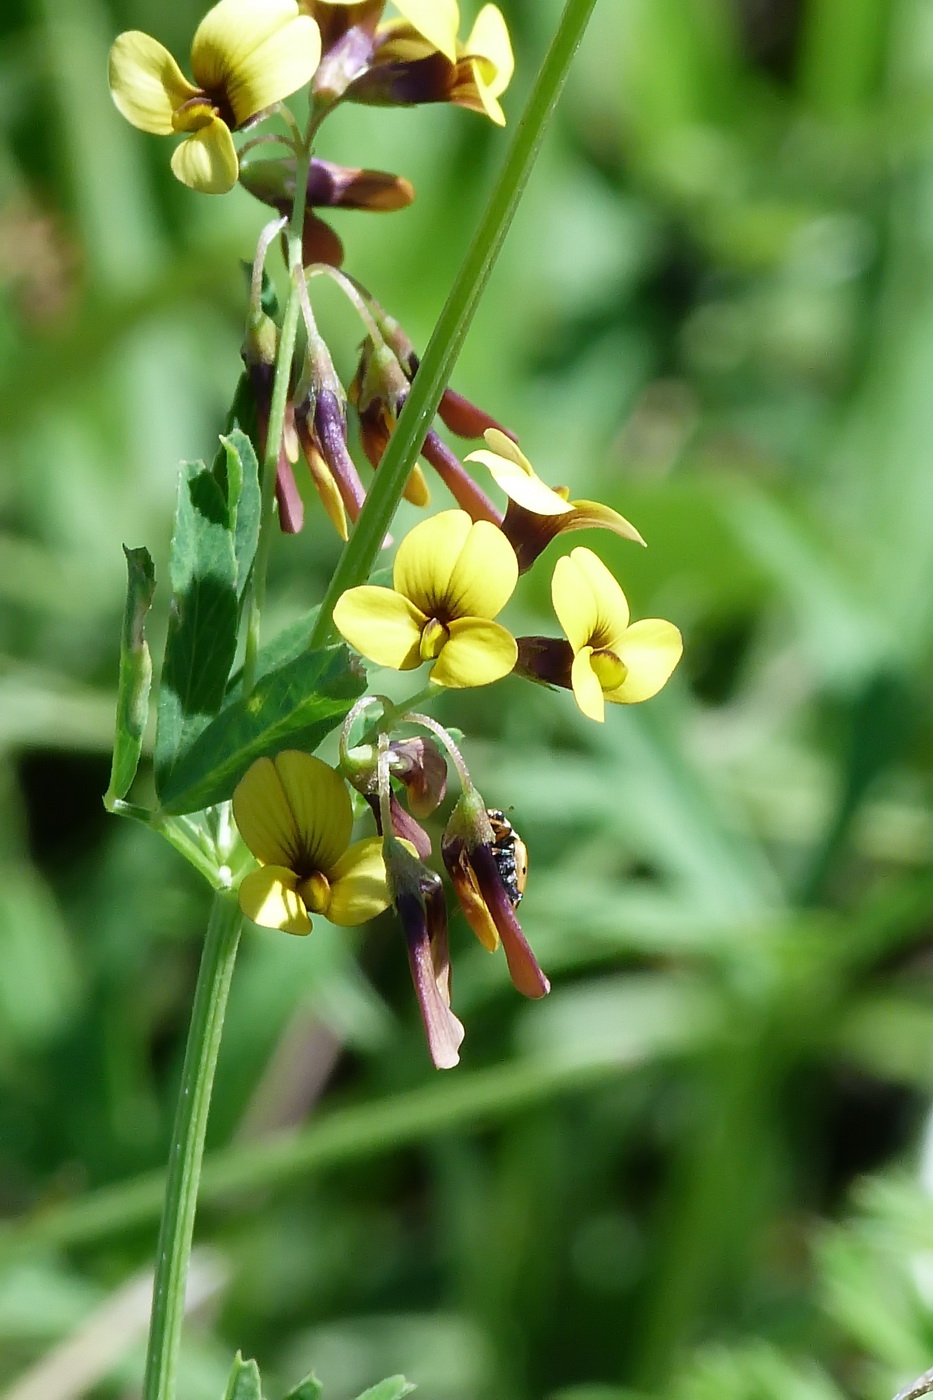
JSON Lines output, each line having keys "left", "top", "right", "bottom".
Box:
{"left": 109, "top": 0, "right": 322, "bottom": 194}
{"left": 353, "top": 2, "right": 513, "bottom": 124}
{"left": 333, "top": 509, "right": 519, "bottom": 687}
{"left": 466, "top": 427, "right": 645, "bottom": 571}
{"left": 551, "top": 547, "right": 683, "bottom": 723}
{"left": 233, "top": 750, "right": 389, "bottom": 934}
{"left": 466, "top": 428, "right": 576, "bottom": 517}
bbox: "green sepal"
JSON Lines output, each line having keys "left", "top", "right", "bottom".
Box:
{"left": 283, "top": 1374, "right": 324, "bottom": 1400}
{"left": 158, "top": 644, "right": 366, "bottom": 815}
{"left": 223, "top": 1352, "right": 263, "bottom": 1400}
{"left": 154, "top": 461, "right": 239, "bottom": 799}
{"left": 105, "top": 545, "right": 156, "bottom": 804}
{"left": 353, "top": 1378, "right": 416, "bottom": 1400}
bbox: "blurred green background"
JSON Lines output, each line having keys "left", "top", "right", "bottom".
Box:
{"left": 5, "top": 0, "right": 933, "bottom": 1397}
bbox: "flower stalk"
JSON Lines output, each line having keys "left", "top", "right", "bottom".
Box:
{"left": 141, "top": 889, "right": 243, "bottom": 1400}
{"left": 309, "top": 0, "right": 601, "bottom": 648}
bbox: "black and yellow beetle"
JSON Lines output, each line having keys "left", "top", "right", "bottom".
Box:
{"left": 486, "top": 808, "right": 528, "bottom": 907}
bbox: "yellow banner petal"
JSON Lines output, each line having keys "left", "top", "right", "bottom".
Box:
{"left": 169, "top": 118, "right": 238, "bottom": 193}
{"left": 466, "top": 430, "right": 573, "bottom": 517}
{"left": 109, "top": 31, "right": 198, "bottom": 134}
{"left": 392, "top": 0, "right": 459, "bottom": 61}
{"left": 333, "top": 584, "right": 426, "bottom": 670}
{"left": 570, "top": 646, "right": 606, "bottom": 723}
{"left": 429, "top": 617, "right": 517, "bottom": 688}
{"left": 326, "top": 838, "right": 391, "bottom": 926}
{"left": 552, "top": 547, "right": 631, "bottom": 652}
{"left": 393, "top": 510, "right": 472, "bottom": 614}
{"left": 238, "top": 865, "right": 311, "bottom": 934}
{"left": 605, "top": 619, "right": 683, "bottom": 705}
{"left": 445, "top": 518, "right": 518, "bottom": 620}
{"left": 233, "top": 756, "right": 302, "bottom": 866}
{"left": 274, "top": 751, "right": 353, "bottom": 874}
{"left": 191, "top": 0, "right": 321, "bottom": 125}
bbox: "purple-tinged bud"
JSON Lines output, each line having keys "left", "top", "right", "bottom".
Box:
{"left": 311, "top": 1, "right": 382, "bottom": 102}
{"left": 242, "top": 316, "right": 304, "bottom": 534}
{"left": 389, "top": 735, "right": 447, "bottom": 818}
{"left": 366, "top": 791, "right": 432, "bottom": 860}
{"left": 384, "top": 838, "right": 464, "bottom": 1070}
{"left": 514, "top": 636, "right": 574, "bottom": 689}
{"left": 442, "top": 790, "right": 549, "bottom": 1000}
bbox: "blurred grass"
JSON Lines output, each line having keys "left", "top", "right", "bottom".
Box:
{"left": 5, "top": 0, "right": 933, "bottom": 1397}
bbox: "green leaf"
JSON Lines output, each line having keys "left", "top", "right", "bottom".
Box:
{"left": 225, "top": 605, "right": 321, "bottom": 703}
{"left": 353, "top": 1378, "right": 416, "bottom": 1400}
{"left": 224, "top": 1352, "right": 263, "bottom": 1400}
{"left": 105, "top": 545, "right": 155, "bottom": 803}
{"left": 283, "top": 1374, "right": 324, "bottom": 1400}
{"left": 154, "top": 462, "right": 239, "bottom": 798}
{"left": 219, "top": 429, "right": 261, "bottom": 601}
{"left": 159, "top": 644, "right": 366, "bottom": 814}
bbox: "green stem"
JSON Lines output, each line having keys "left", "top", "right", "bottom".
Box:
{"left": 241, "top": 135, "right": 314, "bottom": 693}
{"left": 141, "top": 890, "right": 243, "bottom": 1400}
{"left": 309, "top": 0, "right": 598, "bottom": 648}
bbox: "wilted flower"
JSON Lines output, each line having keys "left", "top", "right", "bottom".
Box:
{"left": 467, "top": 429, "right": 646, "bottom": 572}
{"left": 384, "top": 836, "right": 464, "bottom": 1069}
{"left": 333, "top": 510, "right": 519, "bottom": 687}
{"left": 108, "top": 0, "right": 322, "bottom": 194}
{"left": 239, "top": 155, "right": 415, "bottom": 266}
{"left": 442, "top": 789, "right": 549, "bottom": 998}
{"left": 233, "top": 750, "right": 390, "bottom": 934}
{"left": 519, "top": 547, "right": 683, "bottom": 722}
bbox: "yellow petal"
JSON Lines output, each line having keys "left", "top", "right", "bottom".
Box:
{"left": 306, "top": 445, "right": 348, "bottom": 540}
{"left": 239, "top": 865, "right": 311, "bottom": 934}
{"left": 233, "top": 756, "right": 300, "bottom": 865}
{"left": 605, "top": 619, "right": 683, "bottom": 705}
{"left": 333, "top": 585, "right": 426, "bottom": 669}
{"left": 170, "top": 118, "right": 238, "bottom": 193}
{"left": 464, "top": 4, "right": 513, "bottom": 96}
{"left": 403, "top": 463, "right": 431, "bottom": 507}
{"left": 564, "top": 499, "right": 646, "bottom": 548}
{"left": 393, "top": 509, "right": 471, "bottom": 613}
{"left": 466, "top": 429, "right": 573, "bottom": 517}
{"left": 392, "top": 0, "right": 459, "bottom": 61}
{"left": 274, "top": 751, "right": 353, "bottom": 873}
{"left": 233, "top": 751, "right": 351, "bottom": 871}
{"left": 429, "top": 617, "right": 517, "bottom": 688}
{"left": 327, "top": 838, "right": 391, "bottom": 926}
{"left": 570, "top": 646, "right": 606, "bottom": 723}
{"left": 551, "top": 547, "right": 630, "bottom": 652}
{"left": 447, "top": 519, "right": 518, "bottom": 619}
{"left": 108, "top": 31, "right": 198, "bottom": 134}
{"left": 191, "top": 0, "right": 322, "bottom": 126}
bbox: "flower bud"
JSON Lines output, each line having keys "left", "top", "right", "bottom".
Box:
{"left": 384, "top": 836, "right": 464, "bottom": 1070}
{"left": 442, "top": 789, "right": 549, "bottom": 999}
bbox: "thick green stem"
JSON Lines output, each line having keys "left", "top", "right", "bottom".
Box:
{"left": 309, "top": 0, "right": 598, "bottom": 648}
{"left": 141, "top": 890, "right": 243, "bottom": 1400}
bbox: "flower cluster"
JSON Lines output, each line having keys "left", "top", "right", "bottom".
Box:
{"left": 110, "top": 0, "right": 686, "bottom": 1070}
{"left": 109, "top": 0, "right": 512, "bottom": 195}
{"left": 332, "top": 433, "right": 683, "bottom": 718}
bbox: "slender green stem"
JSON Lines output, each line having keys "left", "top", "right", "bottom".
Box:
{"left": 241, "top": 133, "right": 314, "bottom": 693}
{"left": 141, "top": 890, "right": 243, "bottom": 1400}
{"left": 309, "top": 0, "right": 598, "bottom": 649}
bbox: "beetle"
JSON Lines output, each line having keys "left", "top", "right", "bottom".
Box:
{"left": 486, "top": 808, "right": 528, "bottom": 907}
